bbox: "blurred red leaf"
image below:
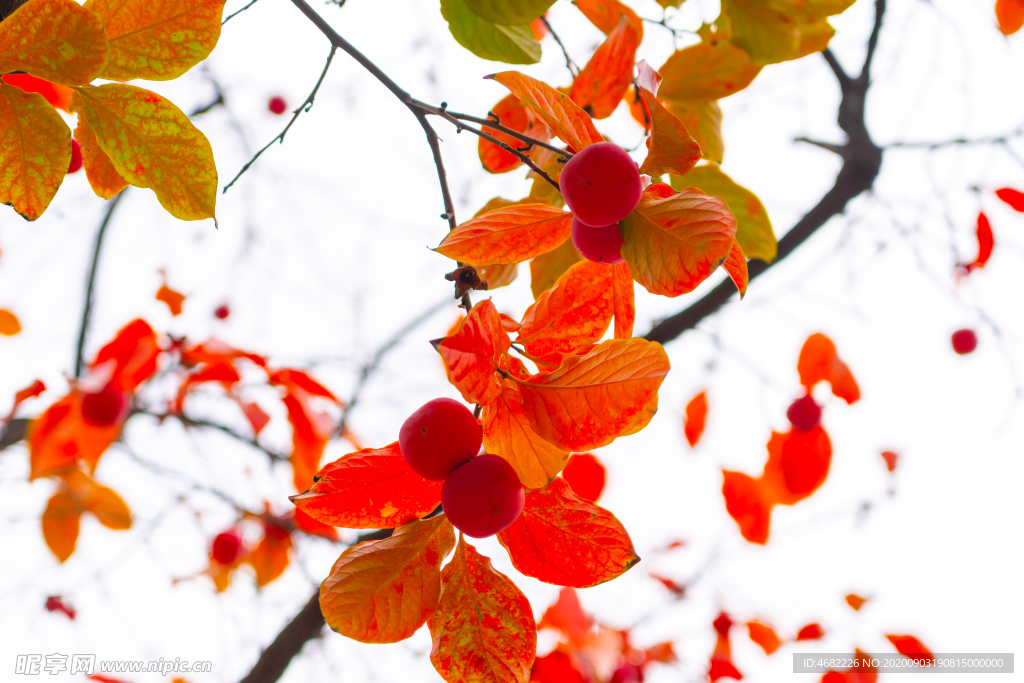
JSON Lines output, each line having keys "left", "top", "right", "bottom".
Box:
{"left": 247, "top": 518, "right": 292, "bottom": 587}
{"left": 561, "top": 452, "right": 606, "bottom": 502}
{"left": 269, "top": 368, "right": 340, "bottom": 402}
{"left": 796, "top": 623, "right": 824, "bottom": 640}
{"left": 845, "top": 593, "right": 868, "bottom": 611}
{"left": 722, "top": 470, "right": 773, "bottom": 544}
{"left": 479, "top": 93, "right": 552, "bottom": 174}
{"left": 709, "top": 611, "right": 742, "bottom": 681}
{"left": 886, "top": 634, "right": 934, "bottom": 665}
{"left": 797, "top": 333, "right": 860, "bottom": 404}
{"left": 6, "top": 379, "right": 45, "bottom": 419}
{"left": 574, "top": 0, "right": 644, "bottom": 40}
{"left": 92, "top": 319, "right": 160, "bottom": 392}
{"left": 436, "top": 299, "right": 510, "bottom": 405}
{"left": 958, "top": 212, "right": 994, "bottom": 274}
{"left": 42, "top": 469, "right": 131, "bottom": 562}
{"left": 44, "top": 595, "right": 75, "bottom": 619}
{"left": 291, "top": 443, "right": 442, "bottom": 529}
{"left": 281, "top": 387, "right": 334, "bottom": 493}
{"left": 236, "top": 398, "right": 270, "bottom": 435}
{"left": 746, "top": 620, "right": 781, "bottom": 654}
{"left": 644, "top": 641, "right": 677, "bottom": 664}
{"left": 880, "top": 450, "right": 898, "bottom": 472}
{"left": 684, "top": 390, "right": 707, "bottom": 447}
{"left": 538, "top": 587, "right": 594, "bottom": 646}
{"left": 156, "top": 282, "right": 185, "bottom": 316}
{"left": 531, "top": 650, "right": 588, "bottom": 683}
{"left": 651, "top": 574, "right": 685, "bottom": 597}
{"left": 28, "top": 392, "right": 122, "bottom": 479}
{"left": 762, "top": 427, "right": 832, "bottom": 505}
{"left": 498, "top": 477, "right": 639, "bottom": 588}
{"left": 292, "top": 508, "right": 339, "bottom": 540}
{"left": 1, "top": 73, "right": 73, "bottom": 112}
{"left": 569, "top": 17, "right": 639, "bottom": 119}
{"left": 996, "top": 0, "right": 1024, "bottom": 35}
{"left": 995, "top": 186, "right": 1024, "bottom": 211}
{"left": 180, "top": 339, "right": 267, "bottom": 369}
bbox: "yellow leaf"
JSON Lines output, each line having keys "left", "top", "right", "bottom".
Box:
{"left": 84, "top": 0, "right": 227, "bottom": 81}
{"left": 74, "top": 112, "right": 128, "bottom": 200}
{"left": 0, "top": 0, "right": 109, "bottom": 86}
{"left": 659, "top": 40, "right": 762, "bottom": 101}
{"left": 722, "top": 0, "right": 801, "bottom": 65}
{"left": 0, "top": 82, "right": 70, "bottom": 221}
{"left": 0, "top": 308, "right": 22, "bottom": 335}
{"left": 529, "top": 237, "right": 583, "bottom": 299}
{"left": 665, "top": 99, "right": 723, "bottom": 164}
{"left": 71, "top": 84, "right": 217, "bottom": 222}
{"left": 320, "top": 515, "right": 456, "bottom": 644}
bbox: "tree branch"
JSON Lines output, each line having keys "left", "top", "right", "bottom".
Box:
{"left": 540, "top": 15, "right": 579, "bottom": 78}
{"left": 0, "top": 417, "right": 28, "bottom": 453}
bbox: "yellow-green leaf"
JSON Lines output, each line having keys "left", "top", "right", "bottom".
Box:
{"left": 462, "top": 0, "right": 556, "bottom": 25}
{"left": 71, "top": 84, "right": 217, "bottom": 221}
{"left": 0, "top": 0, "right": 109, "bottom": 86}
{"left": 0, "top": 82, "right": 70, "bottom": 221}
{"left": 672, "top": 162, "right": 776, "bottom": 262}
{"left": 84, "top": 0, "right": 227, "bottom": 81}
{"left": 320, "top": 515, "right": 456, "bottom": 644}
{"left": 722, "top": 0, "right": 801, "bottom": 65}
{"left": 637, "top": 87, "right": 702, "bottom": 178}
{"left": 666, "top": 98, "right": 723, "bottom": 164}
{"left": 658, "top": 39, "right": 762, "bottom": 101}
{"left": 441, "top": 0, "right": 540, "bottom": 65}
{"left": 74, "top": 112, "right": 128, "bottom": 200}
{"left": 428, "top": 537, "right": 536, "bottom": 683}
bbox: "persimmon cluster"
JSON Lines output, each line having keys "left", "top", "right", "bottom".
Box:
{"left": 399, "top": 397, "right": 524, "bottom": 537}
{"left": 562, "top": 142, "right": 642, "bottom": 265}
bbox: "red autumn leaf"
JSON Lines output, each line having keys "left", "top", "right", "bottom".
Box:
{"left": 561, "top": 452, "right": 606, "bottom": 502}
{"left": 537, "top": 587, "right": 594, "bottom": 646}
{"left": 290, "top": 443, "right": 442, "bottom": 529}
{"left": 236, "top": 398, "right": 271, "bottom": 435}
{"left": 156, "top": 281, "right": 185, "bottom": 316}
{"left": 723, "top": 239, "right": 749, "bottom": 296}
{"left": 180, "top": 338, "right": 267, "bottom": 369}
{"left": 652, "top": 574, "right": 686, "bottom": 596}
{"left": 437, "top": 204, "right": 573, "bottom": 267}
{"left": 6, "top": 378, "right": 45, "bottom": 419}
{"left": 644, "top": 641, "right": 678, "bottom": 664}
{"left": 173, "top": 362, "right": 242, "bottom": 413}
{"left": 497, "top": 477, "right": 639, "bottom": 588}
{"left": 487, "top": 71, "right": 603, "bottom": 152}
{"left": 479, "top": 93, "right": 552, "bottom": 174}
{"left": 880, "top": 450, "right": 898, "bottom": 472}
{"left": 762, "top": 427, "right": 832, "bottom": 505}
{"left": 797, "top": 333, "right": 860, "bottom": 404}
{"left": 28, "top": 392, "right": 122, "bottom": 479}
{"left": 1, "top": 73, "right": 73, "bottom": 112}
{"left": 636, "top": 88, "right": 702, "bottom": 178}
{"left": 91, "top": 319, "right": 161, "bottom": 392}
{"left": 87, "top": 675, "right": 131, "bottom": 683}
{"left": 620, "top": 186, "right": 737, "bottom": 297}
{"left": 269, "top": 368, "right": 341, "bottom": 402}
{"left": 721, "top": 470, "right": 773, "bottom": 544}
{"left": 482, "top": 379, "right": 570, "bottom": 489}
{"left": 574, "top": 0, "right": 644, "bottom": 40}
{"left": 428, "top": 537, "right": 536, "bottom": 683}
{"left": 709, "top": 658, "right": 743, "bottom": 681}
{"left": 684, "top": 390, "right": 708, "bottom": 447}
{"left": 569, "top": 17, "right": 639, "bottom": 119}
{"left": 436, "top": 299, "right": 510, "bottom": 405}
{"left": 246, "top": 519, "right": 292, "bottom": 587}
{"left": 746, "top": 620, "right": 781, "bottom": 654}
{"left": 291, "top": 507, "right": 339, "bottom": 540}
{"left": 44, "top": 595, "right": 76, "bottom": 620}
{"left": 845, "top": 593, "right": 868, "bottom": 611}
{"left": 796, "top": 623, "right": 825, "bottom": 640}
{"left": 995, "top": 186, "right": 1024, "bottom": 211}
{"left": 886, "top": 634, "right": 934, "bottom": 665}
{"left": 611, "top": 261, "right": 634, "bottom": 339}
{"left": 515, "top": 338, "right": 670, "bottom": 451}
{"left": 996, "top": 0, "right": 1024, "bottom": 35}
{"left": 281, "top": 386, "right": 334, "bottom": 493}
{"left": 516, "top": 260, "right": 614, "bottom": 364}
{"left": 531, "top": 650, "right": 588, "bottom": 683}
{"left": 958, "top": 211, "right": 994, "bottom": 274}
{"left": 709, "top": 611, "right": 743, "bottom": 681}
{"left": 320, "top": 515, "right": 455, "bottom": 643}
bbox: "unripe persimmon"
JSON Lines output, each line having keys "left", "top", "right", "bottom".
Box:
{"left": 441, "top": 454, "right": 524, "bottom": 538}
{"left": 560, "top": 142, "right": 642, "bottom": 227}
{"left": 211, "top": 530, "right": 242, "bottom": 564}
{"left": 786, "top": 395, "right": 821, "bottom": 432}
{"left": 399, "top": 397, "right": 481, "bottom": 480}
{"left": 571, "top": 217, "right": 624, "bottom": 264}
{"left": 81, "top": 383, "right": 126, "bottom": 426}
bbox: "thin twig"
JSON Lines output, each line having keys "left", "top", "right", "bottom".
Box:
{"left": 223, "top": 46, "right": 338, "bottom": 193}
{"left": 859, "top": 0, "right": 886, "bottom": 82}
{"left": 222, "top": 0, "right": 261, "bottom": 25}
{"left": 135, "top": 410, "right": 288, "bottom": 462}
{"left": 75, "top": 190, "right": 127, "bottom": 377}
{"left": 540, "top": 15, "right": 579, "bottom": 78}
{"left": 883, "top": 125, "right": 1024, "bottom": 150}
{"left": 432, "top": 107, "right": 571, "bottom": 159}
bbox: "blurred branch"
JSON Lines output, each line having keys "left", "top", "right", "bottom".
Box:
{"left": 135, "top": 410, "right": 288, "bottom": 462}
{"left": 222, "top": 0, "right": 261, "bottom": 25}
{"left": 0, "top": 417, "right": 28, "bottom": 453}
{"left": 74, "top": 190, "right": 128, "bottom": 378}
{"left": 0, "top": 0, "right": 29, "bottom": 22}
{"left": 540, "top": 16, "right": 579, "bottom": 78}
{"left": 644, "top": 0, "right": 886, "bottom": 345}
{"left": 883, "top": 124, "right": 1024, "bottom": 150}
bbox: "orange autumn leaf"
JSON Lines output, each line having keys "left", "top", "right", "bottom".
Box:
{"left": 428, "top": 537, "right": 536, "bottom": 683}
{"left": 0, "top": 82, "right": 71, "bottom": 221}
{"left": 996, "top": 0, "right": 1024, "bottom": 35}
{"left": 156, "top": 282, "right": 185, "bottom": 316}
{"left": 958, "top": 211, "right": 994, "bottom": 274}
{"left": 281, "top": 388, "right": 334, "bottom": 493}
{"left": 659, "top": 40, "right": 762, "bottom": 101}
{"left": 796, "top": 622, "right": 824, "bottom": 640}
{"left": 885, "top": 634, "right": 934, "bottom": 665}
{"left": 91, "top": 319, "right": 160, "bottom": 392}
{"left": 573, "top": 0, "right": 643, "bottom": 40}
{"left": 723, "top": 239, "right": 749, "bottom": 296}
{"left": 435, "top": 204, "right": 572, "bottom": 266}
{"left": 42, "top": 490, "right": 81, "bottom": 562}
{"left": 560, "top": 452, "right": 605, "bottom": 502}
{"left": 620, "top": 391, "right": 658, "bottom": 436}
{"left": 515, "top": 338, "right": 670, "bottom": 452}
{"left": 247, "top": 519, "right": 292, "bottom": 586}
{"left": 1, "top": 73, "right": 72, "bottom": 112}
{"left": 74, "top": 112, "right": 129, "bottom": 200}
{"left": 292, "top": 507, "right": 339, "bottom": 540}
{"left": 517, "top": 260, "right": 613, "bottom": 364}
{"left": 321, "top": 515, "right": 455, "bottom": 643}
{"left": 537, "top": 587, "right": 593, "bottom": 646}
{"left": 722, "top": 470, "right": 773, "bottom": 544}
{"left": 479, "top": 93, "right": 552, "bottom": 174}
{"left": 482, "top": 380, "right": 570, "bottom": 489}
{"left": 995, "top": 186, "right": 1024, "bottom": 211}
{"left": 436, "top": 299, "right": 510, "bottom": 405}
{"left": 684, "top": 390, "right": 708, "bottom": 447}
{"left": 7, "top": 379, "right": 46, "bottom": 418}
{"left": 845, "top": 593, "right": 868, "bottom": 611}
{"left": 880, "top": 450, "right": 898, "bottom": 472}
{"left": 762, "top": 427, "right": 832, "bottom": 505}
{"left": 236, "top": 398, "right": 270, "bottom": 435}
{"left": 530, "top": 237, "right": 584, "bottom": 299}
{"left": 0, "top": 0, "right": 110, "bottom": 86}
{"left": 746, "top": 620, "right": 781, "bottom": 654}
{"left": 269, "top": 368, "right": 339, "bottom": 402}
{"left": 620, "top": 185, "right": 737, "bottom": 297}
{"left": 710, "top": 612, "right": 743, "bottom": 681}
{"left": 0, "top": 307, "right": 22, "bottom": 335}
{"left": 42, "top": 469, "right": 131, "bottom": 562}
{"left": 610, "top": 261, "right": 634, "bottom": 338}
{"left": 797, "top": 333, "right": 860, "bottom": 404}
{"left": 28, "top": 392, "right": 122, "bottom": 479}
{"left": 569, "top": 17, "right": 639, "bottom": 119}
{"left": 83, "top": 0, "right": 227, "bottom": 82}
{"left": 498, "top": 477, "right": 638, "bottom": 587}
{"left": 180, "top": 338, "right": 267, "bottom": 369}
{"left": 637, "top": 88, "right": 702, "bottom": 178}
{"left": 290, "top": 443, "right": 443, "bottom": 529}
{"left": 487, "top": 71, "right": 603, "bottom": 152}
